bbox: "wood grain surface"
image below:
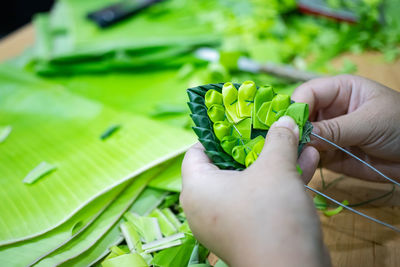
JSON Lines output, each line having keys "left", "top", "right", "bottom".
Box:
{"left": 1, "top": 24, "right": 400, "bottom": 267}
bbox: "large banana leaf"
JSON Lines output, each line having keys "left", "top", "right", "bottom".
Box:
{"left": 33, "top": 162, "right": 166, "bottom": 267}
{"left": 149, "top": 155, "right": 183, "bottom": 193}
{"left": 61, "top": 187, "right": 168, "bottom": 267}
{"left": 0, "top": 65, "right": 195, "bottom": 244}
{"left": 0, "top": 180, "right": 127, "bottom": 266}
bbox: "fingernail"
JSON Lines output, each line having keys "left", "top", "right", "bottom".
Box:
{"left": 273, "top": 116, "right": 299, "bottom": 138}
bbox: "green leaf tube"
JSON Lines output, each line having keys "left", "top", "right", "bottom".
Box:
{"left": 119, "top": 222, "right": 143, "bottom": 253}
{"left": 266, "top": 94, "right": 291, "bottom": 127}
{"left": 101, "top": 253, "right": 148, "bottom": 267}
{"left": 205, "top": 89, "right": 223, "bottom": 108}
{"left": 232, "top": 145, "right": 248, "bottom": 165}
{"left": 213, "top": 121, "right": 232, "bottom": 141}
{"left": 253, "top": 86, "right": 274, "bottom": 130}
{"left": 244, "top": 137, "right": 265, "bottom": 167}
{"left": 237, "top": 81, "right": 257, "bottom": 118}
{"left": 207, "top": 104, "right": 225, "bottom": 123}
{"left": 244, "top": 150, "right": 257, "bottom": 167}
{"left": 285, "top": 103, "right": 309, "bottom": 138}
{"left": 232, "top": 135, "right": 265, "bottom": 165}
{"left": 221, "top": 136, "right": 239, "bottom": 155}
{"left": 149, "top": 209, "right": 178, "bottom": 237}
{"left": 222, "top": 82, "right": 243, "bottom": 123}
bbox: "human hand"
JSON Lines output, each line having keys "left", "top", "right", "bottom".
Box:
{"left": 181, "top": 116, "right": 329, "bottom": 267}
{"left": 292, "top": 75, "right": 400, "bottom": 182}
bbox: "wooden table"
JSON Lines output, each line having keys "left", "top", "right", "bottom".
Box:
{"left": 1, "top": 25, "right": 400, "bottom": 267}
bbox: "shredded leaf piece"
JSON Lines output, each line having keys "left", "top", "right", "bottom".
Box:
{"left": 161, "top": 208, "right": 182, "bottom": 229}
{"left": 324, "top": 200, "right": 349, "bottom": 217}
{"left": 0, "top": 125, "right": 12, "bottom": 143}
{"left": 313, "top": 195, "right": 328, "bottom": 211}
{"left": 124, "top": 212, "right": 162, "bottom": 243}
{"left": 149, "top": 208, "right": 178, "bottom": 237}
{"left": 101, "top": 253, "right": 148, "bottom": 267}
{"left": 23, "top": 161, "right": 57, "bottom": 184}
{"left": 100, "top": 124, "right": 121, "bottom": 140}
{"left": 142, "top": 233, "right": 185, "bottom": 252}
{"left": 120, "top": 221, "right": 143, "bottom": 253}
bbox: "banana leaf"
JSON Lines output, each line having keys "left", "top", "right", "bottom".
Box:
{"left": 0, "top": 65, "right": 195, "bottom": 244}
{"left": 187, "top": 83, "right": 313, "bottom": 170}
{"left": 148, "top": 155, "right": 183, "bottom": 192}
{"left": 28, "top": 0, "right": 221, "bottom": 74}
{"left": 0, "top": 180, "right": 127, "bottom": 266}
{"left": 33, "top": 162, "right": 168, "bottom": 267}
{"left": 60, "top": 188, "right": 169, "bottom": 267}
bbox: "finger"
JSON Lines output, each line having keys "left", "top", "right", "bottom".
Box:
{"left": 181, "top": 143, "right": 219, "bottom": 184}
{"left": 255, "top": 116, "right": 299, "bottom": 171}
{"left": 310, "top": 105, "right": 372, "bottom": 150}
{"left": 298, "top": 146, "right": 320, "bottom": 184}
{"left": 292, "top": 75, "right": 355, "bottom": 120}
{"left": 321, "top": 149, "right": 400, "bottom": 182}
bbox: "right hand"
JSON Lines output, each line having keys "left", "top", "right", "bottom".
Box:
{"left": 292, "top": 74, "right": 400, "bottom": 182}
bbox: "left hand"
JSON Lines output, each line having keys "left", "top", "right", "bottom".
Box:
{"left": 181, "top": 116, "right": 329, "bottom": 267}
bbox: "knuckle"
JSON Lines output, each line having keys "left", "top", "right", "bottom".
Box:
{"left": 320, "top": 119, "right": 341, "bottom": 143}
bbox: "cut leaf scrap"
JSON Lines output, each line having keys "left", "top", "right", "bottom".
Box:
{"left": 324, "top": 200, "right": 349, "bottom": 217}
{"left": 22, "top": 161, "right": 57, "bottom": 184}
{"left": 0, "top": 125, "right": 12, "bottom": 143}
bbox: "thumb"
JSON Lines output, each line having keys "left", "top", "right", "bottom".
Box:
{"left": 311, "top": 109, "right": 367, "bottom": 151}
{"left": 253, "top": 116, "right": 299, "bottom": 171}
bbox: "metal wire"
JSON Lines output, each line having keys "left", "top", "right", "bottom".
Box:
{"left": 311, "top": 132, "right": 400, "bottom": 187}
{"left": 308, "top": 132, "right": 400, "bottom": 233}
{"left": 305, "top": 185, "right": 400, "bottom": 233}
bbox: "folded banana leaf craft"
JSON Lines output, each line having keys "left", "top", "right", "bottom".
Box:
{"left": 187, "top": 81, "right": 313, "bottom": 170}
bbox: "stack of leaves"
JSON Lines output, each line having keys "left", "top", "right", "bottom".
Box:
{"left": 26, "top": 0, "right": 221, "bottom": 75}
{"left": 0, "top": 65, "right": 205, "bottom": 267}
{"left": 187, "top": 81, "right": 312, "bottom": 170}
